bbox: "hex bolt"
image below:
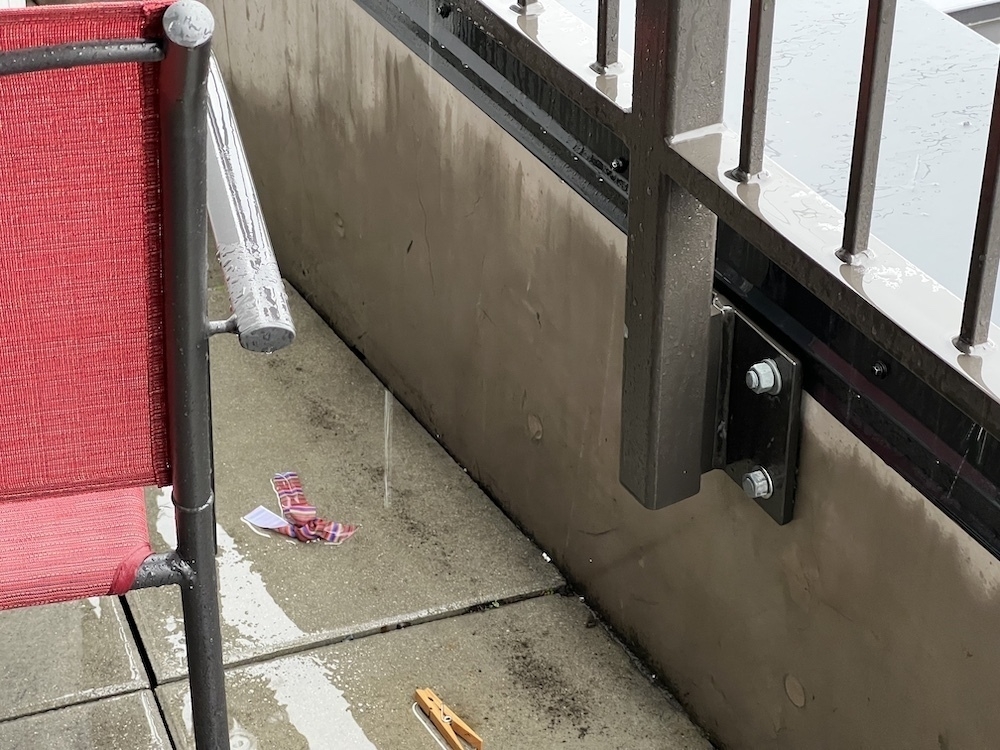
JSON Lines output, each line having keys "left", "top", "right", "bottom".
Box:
{"left": 745, "top": 359, "right": 782, "bottom": 395}
{"left": 742, "top": 468, "right": 773, "bottom": 500}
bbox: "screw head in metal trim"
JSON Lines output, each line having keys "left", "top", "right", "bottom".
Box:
{"left": 742, "top": 468, "right": 773, "bottom": 500}
{"left": 746, "top": 359, "right": 782, "bottom": 395}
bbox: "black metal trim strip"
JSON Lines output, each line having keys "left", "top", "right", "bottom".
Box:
{"left": 0, "top": 40, "right": 163, "bottom": 76}
{"left": 442, "top": 0, "right": 629, "bottom": 135}
{"left": 353, "top": 0, "right": 628, "bottom": 230}
{"left": 354, "top": 0, "right": 1000, "bottom": 559}
{"left": 716, "top": 223, "right": 1000, "bottom": 555}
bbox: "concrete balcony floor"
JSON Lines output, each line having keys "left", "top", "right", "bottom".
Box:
{"left": 0, "top": 282, "right": 711, "bottom": 750}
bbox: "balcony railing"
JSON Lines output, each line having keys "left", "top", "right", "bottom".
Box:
{"left": 354, "top": 0, "right": 1000, "bottom": 554}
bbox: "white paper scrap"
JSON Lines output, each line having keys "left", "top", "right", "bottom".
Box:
{"left": 243, "top": 505, "right": 287, "bottom": 530}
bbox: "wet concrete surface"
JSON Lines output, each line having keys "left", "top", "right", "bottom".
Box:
{"left": 0, "top": 283, "right": 707, "bottom": 748}
{"left": 0, "top": 598, "right": 148, "bottom": 722}
{"left": 0, "top": 692, "right": 170, "bottom": 750}
{"left": 126, "top": 287, "right": 564, "bottom": 682}
{"left": 157, "top": 596, "right": 712, "bottom": 750}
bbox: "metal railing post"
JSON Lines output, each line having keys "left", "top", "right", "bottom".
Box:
{"left": 620, "top": 0, "right": 731, "bottom": 509}
{"left": 593, "top": 0, "right": 621, "bottom": 73}
{"left": 731, "top": 0, "right": 776, "bottom": 182}
{"left": 837, "top": 0, "right": 897, "bottom": 264}
{"left": 956, "top": 60, "right": 1000, "bottom": 352}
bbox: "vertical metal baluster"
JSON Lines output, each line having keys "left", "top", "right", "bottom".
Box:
{"left": 594, "top": 0, "right": 621, "bottom": 73}
{"left": 956, "top": 62, "right": 1000, "bottom": 351}
{"left": 837, "top": 0, "right": 897, "bottom": 264}
{"left": 512, "top": 0, "right": 542, "bottom": 14}
{"left": 731, "top": 0, "right": 776, "bottom": 181}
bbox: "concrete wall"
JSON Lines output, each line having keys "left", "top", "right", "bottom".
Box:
{"left": 207, "top": 1, "right": 1000, "bottom": 747}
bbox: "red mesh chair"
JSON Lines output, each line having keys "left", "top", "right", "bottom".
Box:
{"left": 0, "top": 1, "right": 293, "bottom": 747}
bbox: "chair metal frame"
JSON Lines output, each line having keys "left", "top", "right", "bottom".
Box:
{"left": 0, "top": 2, "right": 294, "bottom": 746}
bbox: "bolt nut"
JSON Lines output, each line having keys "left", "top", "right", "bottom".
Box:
{"left": 742, "top": 468, "right": 773, "bottom": 500}
{"left": 746, "top": 359, "right": 782, "bottom": 395}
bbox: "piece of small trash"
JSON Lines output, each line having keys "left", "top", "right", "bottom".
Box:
{"left": 244, "top": 506, "right": 286, "bottom": 530}
{"left": 541, "top": 552, "right": 551, "bottom": 562}
{"left": 243, "top": 471, "right": 358, "bottom": 544}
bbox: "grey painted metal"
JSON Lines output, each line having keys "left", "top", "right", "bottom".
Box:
{"left": 0, "top": 40, "right": 162, "bottom": 77}
{"left": 733, "top": 0, "right": 776, "bottom": 181}
{"left": 208, "top": 314, "right": 238, "bottom": 335}
{"left": 742, "top": 469, "right": 772, "bottom": 500}
{"left": 206, "top": 54, "right": 295, "bottom": 353}
{"left": 158, "top": 3, "right": 230, "bottom": 749}
{"left": 132, "top": 551, "right": 192, "bottom": 589}
{"left": 951, "top": 2, "right": 1000, "bottom": 25}
{"left": 957, "top": 61, "right": 1000, "bottom": 352}
{"left": 620, "top": 0, "right": 731, "bottom": 509}
{"left": 837, "top": 0, "right": 898, "bottom": 263}
{"left": 662, "top": 136, "right": 1000, "bottom": 442}
{"left": 594, "top": 0, "right": 620, "bottom": 72}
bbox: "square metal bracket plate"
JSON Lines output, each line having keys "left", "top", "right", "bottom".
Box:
{"left": 706, "top": 295, "right": 803, "bottom": 524}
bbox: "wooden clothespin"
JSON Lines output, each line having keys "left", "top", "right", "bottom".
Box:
{"left": 414, "top": 688, "right": 484, "bottom": 750}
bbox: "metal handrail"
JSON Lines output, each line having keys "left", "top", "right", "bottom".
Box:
{"left": 206, "top": 53, "right": 296, "bottom": 353}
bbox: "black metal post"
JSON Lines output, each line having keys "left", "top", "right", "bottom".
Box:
{"left": 594, "top": 0, "right": 620, "bottom": 73}
{"left": 159, "top": 3, "right": 229, "bottom": 749}
{"left": 620, "top": 0, "right": 730, "bottom": 509}
{"left": 732, "top": 0, "right": 776, "bottom": 181}
{"left": 957, "top": 61, "right": 1000, "bottom": 352}
{"left": 837, "top": 0, "right": 897, "bottom": 263}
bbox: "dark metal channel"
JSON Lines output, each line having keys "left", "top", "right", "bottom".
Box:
{"left": 838, "top": 0, "right": 897, "bottom": 263}
{"left": 957, "top": 60, "right": 1000, "bottom": 352}
{"left": 0, "top": 40, "right": 163, "bottom": 76}
{"left": 733, "top": 0, "right": 775, "bottom": 181}
{"left": 352, "top": 0, "right": 629, "bottom": 229}
{"left": 717, "top": 222, "right": 1000, "bottom": 559}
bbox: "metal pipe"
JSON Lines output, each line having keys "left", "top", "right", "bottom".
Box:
{"left": 0, "top": 40, "right": 162, "bottom": 76}
{"left": 206, "top": 54, "right": 295, "bottom": 353}
{"left": 837, "top": 0, "right": 897, "bottom": 263}
{"left": 158, "top": 4, "right": 230, "bottom": 749}
{"left": 957, "top": 61, "right": 1000, "bottom": 351}
{"left": 595, "top": 0, "right": 621, "bottom": 73}
{"left": 733, "top": 0, "right": 776, "bottom": 181}
{"left": 132, "top": 551, "right": 191, "bottom": 589}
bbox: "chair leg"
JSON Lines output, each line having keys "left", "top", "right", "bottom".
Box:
{"left": 179, "top": 497, "right": 230, "bottom": 749}
{"left": 158, "top": 4, "right": 227, "bottom": 745}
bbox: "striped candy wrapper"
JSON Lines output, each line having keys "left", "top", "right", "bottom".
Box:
{"left": 243, "top": 472, "right": 358, "bottom": 544}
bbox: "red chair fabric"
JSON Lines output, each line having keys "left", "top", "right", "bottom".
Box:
{"left": 0, "top": 2, "right": 172, "bottom": 502}
{"left": 0, "top": 3, "right": 176, "bottom": 608}
{"left": 0, "top": 487, "right": 153, "bottom": 608}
